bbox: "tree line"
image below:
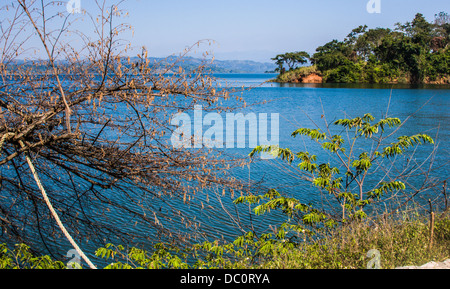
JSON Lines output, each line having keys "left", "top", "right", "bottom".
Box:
{"left": 273, "top": 12, "right": 450, "bottom": 84}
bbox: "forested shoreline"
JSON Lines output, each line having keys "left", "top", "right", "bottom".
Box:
{"left": 273, "top": 12, "right": 450, "bottom": 84}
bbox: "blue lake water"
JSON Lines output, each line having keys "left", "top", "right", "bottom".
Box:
{"left": 2, "top": 73, "right": 449, "bottom": 263}
{"left": 158, "top": 73, "right": 450, "bottom": 246}
{"left": 202, "top": 74, "right": 450, "bottom": 235}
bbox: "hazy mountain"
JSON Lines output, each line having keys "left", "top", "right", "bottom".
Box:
{"left": 139, "top": 56, "right": 277, "bottom": 74}
{"left": 7, "top": 56, "right": 278, "bottom": 74}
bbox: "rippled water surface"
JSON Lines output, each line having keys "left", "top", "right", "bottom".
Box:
{"left": 3, "top": 73, "right": 449, "bottom": 260}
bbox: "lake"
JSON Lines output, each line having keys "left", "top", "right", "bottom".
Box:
{"left": 1, "top": 73, "right": 449, "bottom": 262}
{"left": 190, "top": 73, "right": 450, "bottom": 238}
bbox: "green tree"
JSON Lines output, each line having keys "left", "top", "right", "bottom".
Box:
{"left": 272, "top": 54, "right": 287, "bottom": 74}
{"left": 280, "top": 12, "right": 449, "bottom": 84}
{"left": 249, "top": 113, "right": 435, "bottom": 224}
{"left": 433, "top": 12, "right": 450, "bottom": 49}
{"left": 426, "top": 48, "right": 450, "bottom": 80}
{"left": 272, "top": 51, "right": 310, "bottom": 74}
{"left": 354, "top": 28, "right": 393, "bottom": 61}
{"left": 311, "top": 40, "right": 354, "bottom": 72}
{"left": 396, "top": 13, "right": 434, "bottom": 48}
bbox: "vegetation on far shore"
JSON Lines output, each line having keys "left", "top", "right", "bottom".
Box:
{"left": 272, "top": 12, "right": 450, "bottom": 84}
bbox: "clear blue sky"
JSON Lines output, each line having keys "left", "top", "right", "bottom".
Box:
{"left": 13, "top": 0, "right": 450, "bottom": 62}
{"left": 118, "top": 0, "right": 449, "bottom": 62}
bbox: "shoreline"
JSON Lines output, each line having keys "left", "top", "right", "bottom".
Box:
{"left": 270, "top": 75, "right": 450, "bottom": 86}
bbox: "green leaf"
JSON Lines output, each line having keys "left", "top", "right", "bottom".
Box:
{"left": 292, "top": 128, "right": 327, "bottom": 141}
{"left": 382, "top": 134, "right": 434, "bottom": 158}
{"left": 352, "top": 152, "right": 372, "bottom": 173}
{"left": 368, "top": 181, "right": 406, "bottom": 199}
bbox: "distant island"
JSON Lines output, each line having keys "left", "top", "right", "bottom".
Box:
{"left": 139, "top": 55, "right": 277, "bottom": 74}
{"left": 271, "top": 12, "right": 450, "bottom": 85}
{"left": 8, "top": 56, "right": 277, "bottom": 75}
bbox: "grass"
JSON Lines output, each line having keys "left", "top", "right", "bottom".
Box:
{"left": 254, "top": 213, "right": 450, "bottom": 269}
{"left": 1, "top": 211, "right": 449, "bottom": 269}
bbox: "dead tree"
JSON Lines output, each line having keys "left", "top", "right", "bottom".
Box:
{"left": 0, "top": 0, "right": 246, "bottom": 261}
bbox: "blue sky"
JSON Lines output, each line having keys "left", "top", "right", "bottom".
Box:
{"left": 119, "top": 0, "right": 449, "bottom": 62}
{"left": 10, "top": 0, "right": 450, "bottom": 62}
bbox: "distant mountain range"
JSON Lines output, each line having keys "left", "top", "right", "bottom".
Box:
{"left": 8, "top": 56, "right": 278, "bottom": 74}
{"left": 138, "top": 56, "right": 278, "bottom": 74}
